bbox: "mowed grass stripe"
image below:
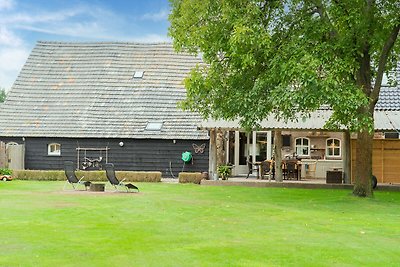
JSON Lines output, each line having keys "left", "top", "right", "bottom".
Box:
{"left": 0, "top": 181, "right": 399, "bottom": 266}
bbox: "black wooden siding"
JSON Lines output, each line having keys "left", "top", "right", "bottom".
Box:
{"left": 0, "top": 137, "right": 209, "bottom": 177}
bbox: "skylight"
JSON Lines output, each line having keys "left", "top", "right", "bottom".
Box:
{"left": 145, "top": 122, "right": 163, "bottom": 131}
{"left": 133, "top": 71, "right": 144, "bottom": 78}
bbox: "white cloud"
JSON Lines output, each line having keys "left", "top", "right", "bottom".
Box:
{"left": 140, "top": 9, "right": 169, "bottom": 22}
{"left": 0, "top": 0, "right": 14, "bottom": 11}
{"left": 0, "top": 26, "right": 22, "bottom": 46}
{"left": 0, "top": 46, "right": 30, "bottom": 90}
{"left": 128, "top": 34, "right": 171, "bottom": 43}
{"left": 0, "top": 6, "right": 112, "bottom": 25}
{"left": 0, "top": 1, "right": 170, "bottom": 89}
{"left": 0, "top": 4, "right": 125, "bottom": 40}
{"left": 18, "top": 22, "right": 107, "bottom": 39}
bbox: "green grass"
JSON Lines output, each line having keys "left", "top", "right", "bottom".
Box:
{"left": 1, "top": 181, "right": 400, "bottom": 267}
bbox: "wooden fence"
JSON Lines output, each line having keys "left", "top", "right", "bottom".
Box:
{"left": 351, "top": 139, "right": 400, "bottom": 184}
{"left": 0, "top": 141, "right": 6, "bottom": 168}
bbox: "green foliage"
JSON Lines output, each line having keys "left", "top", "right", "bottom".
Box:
{"left": 0, "top": 88, "right": 6, "bottom": 103}
{"left": 13, "top": 170, "right": 162, "bottom": 182}
{"left": 170, "top": 0, "right": 400, "bottom": 196}
{"left": 169, "top": 0, "right": 400, "bottom": 132}
{"left": 0, "top": 168, "right": 12, "bottom": 175}
{"left": 217, "top": 164, "right": 232, "bottom": 180}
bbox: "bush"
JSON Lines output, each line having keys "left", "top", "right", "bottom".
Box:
{"left": 178, "top": 172, "right": 203, "bottom": 184}
{"left": 13, "top": 170, "right": 162, "bottom": 182}
{"left": 14, "top": 170, "right": 65, "bottom": 181}
{"left": 217, "top": 165, "right": 232, "bottom": 180}
{"left": 0, "top": 168, "right": 12, "bottom": 175}
{"left": 112, "top": 171, "right": 162, "bottom": 183}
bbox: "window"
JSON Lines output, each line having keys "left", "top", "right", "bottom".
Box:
{"left": 48, "top": 143, "right": 61, "bottom": 156}
{"left": 133, "top": 71, "right": 144, "bottom": 78}
{"left": 384, "top": 132, "right": 399, "bottom": 139}
{"left": 295, "top": 138, "right": 310, "bottom": 156}
{"left": 145, "top": 122, "right": 163, "bottom": 131}
{"left": 326, "top": 138, "right": 341, "bottom": 157}
{"left": 282, "top": 135, "right": 291, "bottom": 147}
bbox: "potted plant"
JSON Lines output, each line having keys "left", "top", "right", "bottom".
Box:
{"left": 217, "top": 165, "right": 232, "bottom": 180}
{"left": 0, "top": 168, "right": 13, "bottom": 181}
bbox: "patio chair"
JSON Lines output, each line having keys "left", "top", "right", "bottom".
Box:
{"left": 261, "top": 160, "right": 274, "bottom": 180}
{"left": 63, "top": 161, "right": 91, "bottom": 190}
{"left": 104, "top": 163, "right": 139, "bottom": 193}
{"left": 246, "top": 160, "right": 260, "bottom": 179}
{"left": 285, "top": 160, "right": 298, "bottom": 180}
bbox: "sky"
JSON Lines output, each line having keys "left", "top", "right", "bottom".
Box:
{"left": 0, "top": 0, "right": 171, "bottom": 90}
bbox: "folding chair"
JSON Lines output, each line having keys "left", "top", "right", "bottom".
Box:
{"left": 104, "top": 163, "right": 139, "bottom": 192}
{"left": 63, "top": 161, "right": 91, "bottom": 190}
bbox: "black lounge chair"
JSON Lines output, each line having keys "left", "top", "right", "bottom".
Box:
{"left": 64, "top": 161, "right": 91, "bottom": 190}
{"left": 104, "top": 163, "right": 139, "bottom": 193}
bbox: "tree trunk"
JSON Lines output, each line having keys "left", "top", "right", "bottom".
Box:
{"left": 216, "top": 129, "right": 225, "bottom": 166}
{"left": 343, "top": 130, "right": 351, "bottom": 184}
{"left": 274, "top": 130, "right": 283, "bottom": 182}
{"left": 353, "top": 109, "right": 374, "bottom": 197}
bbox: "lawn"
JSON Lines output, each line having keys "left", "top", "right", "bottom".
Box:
{"left": 1, "top": 181, "right": 399, "bottom": 267}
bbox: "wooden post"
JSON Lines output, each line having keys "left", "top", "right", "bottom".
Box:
{"left": 252, "top": 131, "right": 257, "bottom": 176}
{"left": 274, "top": 130, "right": 283, "bottom": 182}
{"left": 381, "top": 139, "right": 384, "bottom": 183}
{"left": 234, "top": 131, "right": 240, "bottom": 175}
{"left": 342, "top": 130, "right": 351, "bottom": 184}
{"left": 267, "top": 131, "right": 272, "bottom": 160}
{"left": 225, "top": 131, "right": 230, "bottom": 164}
{"left": 246, "top": 132, "right": 250, "bottom": 162}
{"left": 209, "top": 129, "right": 218, "bottom": 180}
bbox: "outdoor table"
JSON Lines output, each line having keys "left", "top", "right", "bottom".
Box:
{"left": 89, "top": 183, "right": 105, "bottom": 192}
{"left": 282, "top": 160, "right": 302, "bottom": 180}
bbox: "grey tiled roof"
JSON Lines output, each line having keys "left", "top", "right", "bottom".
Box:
{"left": 376, "top": 87, "right": 400, "bottom": 110}
{"left": 201, "top": 65, "right": 400, "bottom": 131}
{"left": 0, "top": 42, "right": 208, "bottom": 139}
{"left": 375, "top": 64, "right": 400, "bottom": 110}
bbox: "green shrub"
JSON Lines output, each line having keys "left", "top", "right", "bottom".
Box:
{"left": 217, "top": 165, "right": 232, "bottom": 180}
{"left": 13, "top": 170, "right": 162, "bottom": 182}
{"left": 178, "top": 172, "right": 203, "bottom": 184}
{"left": 13, "top": 170, "right": 65, "bottom": 181}
{"left": 115, "top": 171, "right": 162, "bottom": 182}
{"left": 0, "top": 168, "right": 12, "bottom": 175}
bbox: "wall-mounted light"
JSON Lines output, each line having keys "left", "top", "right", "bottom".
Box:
{"left": 119, "top": 141, "right": 124, "bottom": 147}
{"left": 173, "top": 140, "right": 176, "bottom": 144}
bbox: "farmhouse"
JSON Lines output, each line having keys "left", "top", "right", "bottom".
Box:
{"left": 201, "top": 67, "right": 400, "bottom": 184}
{"left": 0, "top": 42, "right": 209, "bottom": 177}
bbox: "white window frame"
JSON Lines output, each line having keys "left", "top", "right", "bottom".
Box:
{"left": 295, "top": 137, "right": 310, "bottom": 156}
{"left": 145, "top": 121, "right": 163, "bottom": 131}
{"left": 326, "top": 138, "right": 341, "bottom": 157}
{"left": 133, "top": 71, "right": 144, "bottom": 78}
{"left": 48, "top": 143, "right": 61, "bottom": 156}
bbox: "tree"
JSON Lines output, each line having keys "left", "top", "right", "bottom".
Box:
{"left": 0, "top": 88, "right": 6, "bottom": 103}
{"left": 169, "top": 0, "right": 400, "bottom": 197}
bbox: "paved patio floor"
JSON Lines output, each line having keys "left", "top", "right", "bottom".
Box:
{"left": 162, "top": 176, "right": 400, "bottom": 191}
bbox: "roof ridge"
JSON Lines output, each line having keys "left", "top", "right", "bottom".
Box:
{"left": 37, "top": 41, "right": 173, "bottom": 46}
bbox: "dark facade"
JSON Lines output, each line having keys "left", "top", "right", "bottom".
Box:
{"left": 0, "top": 137, "right": 209, "bottom": 177}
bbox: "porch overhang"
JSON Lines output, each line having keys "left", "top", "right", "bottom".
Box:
{"left": 198, "top": 110, "right": 400, "bottom": 132}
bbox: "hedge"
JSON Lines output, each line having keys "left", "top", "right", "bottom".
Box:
{"left": 178, "top": 172, "right": 204, "bottom": 184}
{"left": 13, "top": 170, "right": 162, "bottom": 182}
